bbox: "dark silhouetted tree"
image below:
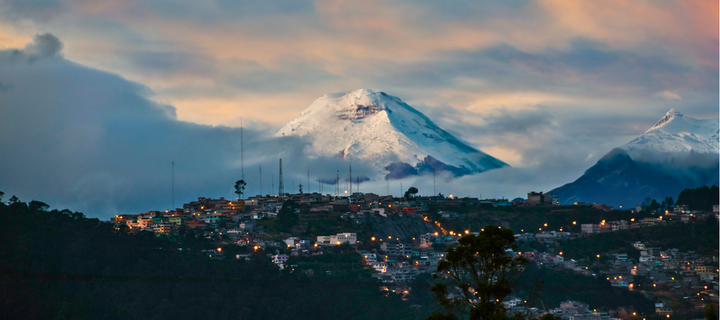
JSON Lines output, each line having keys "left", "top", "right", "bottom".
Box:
{"left": 705, "top": 302, "right": 718, "bottom": 320}
{"left": 234, "top": 180, "right": 246, "bottom": 199}
{"left": 427, "top": 226, "right": 538, "bottom": 320}
{"left": 404, "top": 187, "right": 419, "bottom": 200}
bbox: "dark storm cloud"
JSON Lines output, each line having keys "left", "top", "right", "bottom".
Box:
{"left": 0, "top": 34, "right": 375, "bottom": 219}
{"left": 24, "top": 33, "right": 63, "bottom": 59}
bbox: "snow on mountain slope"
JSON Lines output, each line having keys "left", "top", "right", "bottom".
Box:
{"left": 622, "top": 109, "right": 719, "bottom": 159}
{"left": 550, "top": 109, "right": 719, "bottom": 208}
{"left": 276, "top": 89, "right": 508, "bottom": 179}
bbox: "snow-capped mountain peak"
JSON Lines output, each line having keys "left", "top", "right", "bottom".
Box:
{"left": 276, "top": 89, "right": 508, "bottom": 179}
{"left": 622, "top": 109, "right": 719, "bottom": 160}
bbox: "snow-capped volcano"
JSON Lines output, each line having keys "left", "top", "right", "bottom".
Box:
{"left": 276, "top": 89, "right": 508, "bottom": 179}
{"left": 622, "top": 109, "right": 719, "bottom": 160}
{"left": 550, "top": 109, "right": 718, "bottom": 208}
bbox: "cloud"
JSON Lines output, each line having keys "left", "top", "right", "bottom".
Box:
{"left": 0, "top": 35, "right": 380, "bottom": 218}
{"left": 23, "top": 33, "right": 63, "bottom": 59}
{"left": 0, "top": 0, "right": 64, "bottom": 22}
{"left": 653, "top": 90, "right": 682, "bottom": 100}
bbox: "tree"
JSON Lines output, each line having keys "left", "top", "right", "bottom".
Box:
{"left": 649, "top": 199, "right": 659, "bottom": 212}
{"left": 705, "top": 302, "right": 718, "bottom": 320}
{"left": 299, "top": 184, "right": 303, "bottom": 194}
{"left": 404, "top": 187, "right": 419, "bottom": 200}
{"left": 428, "top": 226, "right": 537, "bottom": 320}
{"left": 277, "top": 200, "right": 300, "bottom": 232}
{"left": 234, "top": 180, "right": 246, "bottom": 199}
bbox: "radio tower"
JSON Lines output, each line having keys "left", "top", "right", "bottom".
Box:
{"left": 278, "top": 158, "right": 284, "bottom": 196}
{"left": 433, "top": 164, "right": 436, "bottom": 196}
{"left": 349, "top": 165, "right": 352, "bottom": 195}
{"left": 171, "top": 161, "right": 175, "bottom": 210}
{"left": 335, "top": 170, "right": 339, "bottom": 197}
{"left": 259, "top": 164, "right": 263, "bottom": 196}
{"left": 241, "top": 117, "right": 244, "bottom": 180}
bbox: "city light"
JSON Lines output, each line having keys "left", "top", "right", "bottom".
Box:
{"left": 371, "top": 237, "right": 376, "bottom": 241}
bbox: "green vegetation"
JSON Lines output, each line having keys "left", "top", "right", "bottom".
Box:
{"left": 286, "top": 243, "right": 374, "bottom": 280}
{"left": 429, "top": 204, "right": 654, "bottom": 234}
{"left": 405, "top": 187, "right": 419, "bottom": 200}
{"left": 516, "top": 265, "right": 654, "bottom": 314}
{"left": 677, "top": 185, "right": 719, "bottom": 212}
{"left": 276, "top": 200, "right": 301, "bottom": 232}
{"left": 558, "top": 216, "right": 719, "bottom": 262}
{"left": 427, "top": 226, "right": 535, "bottom": 320}
{"left": 0, "top": 196, "right": 431, "bottom": 320}
{"left": 234, "top": 179, "right": 246, "bottom": 199}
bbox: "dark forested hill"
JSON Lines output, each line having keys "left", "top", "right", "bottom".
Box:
{"left": 0, "top": 196, "right": 427, "bottom": 320}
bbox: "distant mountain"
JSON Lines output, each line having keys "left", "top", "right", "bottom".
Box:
{"left": 276, "top": 89, "right": 508, "bottom": 179}
{"left": 551, "top": 109, "right": 719, "bottom": 208}
{"left": 623, "top": 109, "right": 718, "bottom": 163}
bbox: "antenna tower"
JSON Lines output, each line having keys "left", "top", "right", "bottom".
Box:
{"left": 259, "top": 165, "right": 263, "bottom": 196}
{"left": 433, "top": 165, "right": 436, "bottom": 196}
{"left": 335, "top": 170, "right": 339, "bottom": 197}
{"left": 241, "top": 117, "right": 244, "bottom": 180}
{"left": 349, "top": 165, "right": 352, "bottom": 195}
{"left": 172, "top": 161, "right": 175, "bottom": 210}
{"left": 278, "top": 158, "right": 284, "bottom": 196}
{"left": 307, "top": 167, "right": 310, "bottom": 194}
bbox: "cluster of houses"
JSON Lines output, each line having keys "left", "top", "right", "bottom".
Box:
{"left": 515, "top": 224, "right": 718, "bottom": 317}
{"left": 108, "top": 190, "right": 718, "bottom": 317}
{"left": 548, "top": 301, "right": 615, "bottom": 320}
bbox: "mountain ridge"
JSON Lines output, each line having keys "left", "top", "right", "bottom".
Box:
{"left": 550, "top": 109, "right": 719, "bottom": 208}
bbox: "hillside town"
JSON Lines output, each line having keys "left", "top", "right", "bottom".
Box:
{"left": 109, "top": 191, "right": 719, "bottom": 319}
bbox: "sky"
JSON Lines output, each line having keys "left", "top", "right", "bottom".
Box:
{"left": 0, "top": 0, "right": 717, "bottom": 218}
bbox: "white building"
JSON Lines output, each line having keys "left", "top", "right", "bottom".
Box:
{"left": 316, "top": 232, "right": 357, "bottom": 245}
{"left": 272, "top": 254, "right": 289, "bottom": 268}
{"left": 362, "top": 253, "right": 377, "bottom": 263}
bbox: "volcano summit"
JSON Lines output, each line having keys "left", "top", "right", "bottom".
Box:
{"left": 276, "top": 89, "right": 508, "bottom": 179}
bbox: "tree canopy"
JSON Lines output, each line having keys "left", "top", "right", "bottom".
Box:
{"left": 404, "top": 187, "right": 419, "bottom": 200}
{"left": 234, "top": 179, "right": 246, "bottom": 199}
{"left": 427, "top": 226, "right": 535, "bottom": 320}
